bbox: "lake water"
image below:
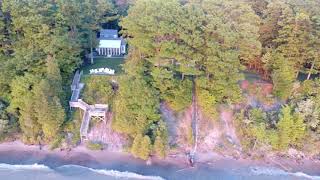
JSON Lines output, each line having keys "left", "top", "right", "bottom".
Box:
{"left": 0, "top": 163, "right": 319, "bottom": 180}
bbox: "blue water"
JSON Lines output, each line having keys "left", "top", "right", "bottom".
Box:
{"left": 0, "top": 163, "right": 319, "bottom": 180}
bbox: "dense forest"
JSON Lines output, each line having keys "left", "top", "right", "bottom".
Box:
{"left": 0, "top": 0, "right": 122, "bottom": 143}
{"left": 0, "top": 0, "right": 320, "bottom": 160}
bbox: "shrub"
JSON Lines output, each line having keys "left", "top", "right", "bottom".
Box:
{"left": 50, "top": 134, "right": 64, "bottom": 150}
{"left": 82, "top": 76, "right": 114, "bottom": 105}
{"left": 86, "top": 141, "right": 104, "bottom": 150}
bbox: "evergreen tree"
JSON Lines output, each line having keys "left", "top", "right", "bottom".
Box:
{"left": 9, "top": 74, "right": 41, "bottom": 143}
{"left": 131, "top": 134, "right": 143, "bottom": 158}
{"left": 277, "top": 106, "right": 306, "bottom": 150}
{"left": 33, "top": 80, "right": 65, "bottom": 141}
{"left": 276, "top": 12, "right": 313, "bottom": 77}
{"left": 0, "top": 100, "right": 9, "bottom": 137}
{"left": 271, "top": 54, "right": 296, "bottom": 100}
{"left": 291, "top": 113, "right": 306, "bottom": 145}
{"left": 225, "top": 1, "right": 262, "bottom": 70}
{"left": 131, "top": 134, "right": 151, "bottom": 160}
{"left": 259, "top": 1, "right": 292, "bottom": 49}
{"left": 139, "top": 135, "right": 152, "bottom": 160}
{"left": 307, "top": 14, "right": 320, "bottom": 79}
{"left": 277, "top": 106, "right": 294, "bottom": 149}
{"left": 154, "top": 136, "right": 166, "bottom": 158}
{"left": 113, "top": 74, "right": 161, "bottom": 136}
{"left": 46, "top": 56, "right": 64, "bottom": 100}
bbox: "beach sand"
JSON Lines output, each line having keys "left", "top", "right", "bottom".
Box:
{"left": 0, "top": 141, "right": 319, "bottom": 179}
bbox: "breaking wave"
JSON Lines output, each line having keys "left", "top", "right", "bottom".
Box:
{"left": 0, "top": 163, "right": 52, "bottom": 171}
{"left": 0, "top": 163, "right": 165, "bottom": 180}
{"left": 60, "top": 164, "right": 166, "bottom": 180}
{"left": 250, "top": 166, "right": 320, "bottom": 180}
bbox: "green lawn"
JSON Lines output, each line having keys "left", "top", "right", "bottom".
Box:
{"left": 81, "top": 57, "right": 125, "bottom": 75}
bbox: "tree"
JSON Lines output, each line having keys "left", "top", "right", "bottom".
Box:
{"left": 131, "top": 134, "right": 151, "bottom": 160}
{"left": 113, "top": 75, "right": 161, "bottom": 136}
{"left": 250, "top": 123, "right": 269, "bottom": 149}
{"left": 197, "top": 87, "right": 217, "bottom": 119}
{"left": 245, "top": 0, "right": 268, "bottom": 17}
{"left": 277, "top": 106, "right": 294, "bottom": 149}
{"left": 276, "top": 12, "right": 313, "bottom": 77}
{"left": 46, "top": 56, "right": 64, "bottom": 100}
{"left": 295, "top": 98, "right": 320, "bottom": 130}
{"left": 271, "top": 54, "right": 296, "bottom": 100}
{"left": 259, "top": 1, "right": 293, "bottom": 49}
{"left": 121, "top": 0, "right": 245, "bottom": 114}
{"left": 307, "top": 14, "right": 320, "bottom": 79}
{"left": 131, "top": 134, "right": 143, "bottom": 158}
{"left": 9, "top": 74, "right": 42, "bottom": 143}
{"left": 33, "top": 80, "right": 65, "bottom": 141}
{"left": 154, "top": 136, "right": 166, "bottom": 158}
{"left": 248, "top": 108, "right": 267, "bottom": 124}
{"left": 277, "top": 106, "right": 306, "bottom": 150}
{"left": 151, "top": 67, "right": 192, "bottom": 111}
{"left": 0, "top": 100, "right": 10, "bottom": 137}
{"left": 83, "top": 76, "right": 114, "bottom": 105}
{"left": 225, "top": 1, "right": 262, "bottom": 70}
{"left": 291, "top": 114, "right": 306, "bottom": 145}
{"left": 139, "top": 135, "right": 152, "bottom": 160}
{"left": 0, "top": 3, "right": 16, "bottom": 99}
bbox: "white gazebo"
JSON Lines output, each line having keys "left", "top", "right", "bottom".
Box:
{"left": 96, "top": 29, "right": 126, "bottom": 57}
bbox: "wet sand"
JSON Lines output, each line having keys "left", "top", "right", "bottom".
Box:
{"left": 0, "top": 141, "right": 319, "bottom": 179}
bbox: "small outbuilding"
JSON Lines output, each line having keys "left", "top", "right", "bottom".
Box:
{"left": 96, "top": 29, "right": 126, "bottom": 57}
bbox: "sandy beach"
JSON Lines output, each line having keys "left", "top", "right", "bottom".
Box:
{"left": 0, "top": 141, "right": 319, "bottom": 178}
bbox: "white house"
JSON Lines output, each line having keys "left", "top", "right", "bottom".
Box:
{"left": 96, "top": 29, "right": 126, "bottom": 57}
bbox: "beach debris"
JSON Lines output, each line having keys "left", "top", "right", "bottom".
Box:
{"left": 146, "top": 158, "right": 152, "bottom": 166}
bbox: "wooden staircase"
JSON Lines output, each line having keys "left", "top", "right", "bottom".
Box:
{"left": 69, "top": 70, "right": 108, "bottom": 141}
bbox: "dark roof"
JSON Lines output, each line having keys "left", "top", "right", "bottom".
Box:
{"left": 100, "top": 29, "right": 118, "bottom": 38}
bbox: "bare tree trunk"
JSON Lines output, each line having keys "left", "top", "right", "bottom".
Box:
{"left": 182, "top": 73, "right": 184, "bottom": 80}
{"left": 252, "top": 139, "right": 257, "bottom": 150}
{"left": 307, "top": 59, "right": 316, "bottom": 80}
{"left": 296, "top": 70, "right": 300, "bottom": 79}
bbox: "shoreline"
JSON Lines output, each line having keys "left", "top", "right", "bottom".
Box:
{"left": 0, "top": 141, "right": 319, "bottom": 178}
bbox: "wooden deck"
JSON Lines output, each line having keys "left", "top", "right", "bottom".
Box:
{"left": 69, "top": 70, "right": 108, "bottom": 141}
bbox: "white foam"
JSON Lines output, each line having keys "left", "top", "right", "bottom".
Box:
{"left": 0, "top": 163, "right": 52, "bottom": 171}
{"left": 250, "top": 166, "right": 320, "bottom": 180}
{"left": 293, "top": 172, "right": 320, "bottom": 180}
{"left": 89, "top": 168, "right": 166, "bottom": 180}
{"left": 60, "top": 164, "right": 166, "bottom": 180}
